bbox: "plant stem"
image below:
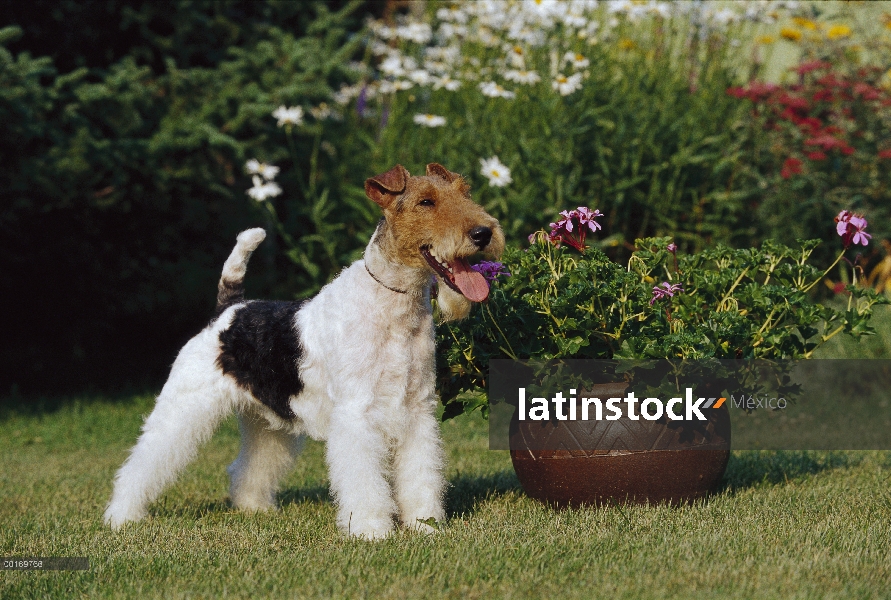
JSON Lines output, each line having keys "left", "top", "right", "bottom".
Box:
{"left": 803, "top": 249, "right": 845, "bottom": 293}
{"left": 485, "top": 303, "right": 518, "bottom": 360}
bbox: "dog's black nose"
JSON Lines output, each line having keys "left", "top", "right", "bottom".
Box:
{"left": 468, "top": 226, "right": 492, "bottom": 249}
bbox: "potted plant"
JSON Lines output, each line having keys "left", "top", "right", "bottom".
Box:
{"left": 436, "top": 208, "right": 886, "bottom": 505}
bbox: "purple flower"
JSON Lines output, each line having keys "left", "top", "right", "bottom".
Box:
{"left": 835, "top": 210, "right": 871, "bottom": 248}
{"left": 548, "top": 206, "right": 603, "bottom": 251}
{"left": 471, "top": 261, "right": 511, "bottom": 285}
{"left": 650, "top": 282, "right": 684, "bottom": 305}
{"left": 667, "top": 243, "right": 678, "bottom": 253}
{"left": 356, "top": 85, "right": 368, "bottom": 117}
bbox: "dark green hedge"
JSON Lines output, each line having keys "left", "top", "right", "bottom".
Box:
{"left": 0, "top": 1, "right": 372, "bottom": 393}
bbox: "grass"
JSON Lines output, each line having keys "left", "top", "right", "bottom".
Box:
{"left": 2, "top": 383, "right": 891, "bottom": 599}
{"left": 2, "top": 307, "right": 889, "bottom": 598}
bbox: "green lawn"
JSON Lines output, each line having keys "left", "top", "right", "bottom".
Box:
{"left": 2, "top": 382, "right": 891, "bottom": 598}
{"left": 3, "top": 307, "right": 890, "bottom": 598}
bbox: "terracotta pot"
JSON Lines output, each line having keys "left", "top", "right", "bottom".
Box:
{"left": 509, "top": 382, "right": 730, "bottom": 506}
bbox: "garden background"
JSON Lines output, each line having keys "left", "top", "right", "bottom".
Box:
{"left": 2, "top": 1, "right": 891, "bottom": 597}
{"left": 2, "top": 0, "right": 890, "bottom": 396}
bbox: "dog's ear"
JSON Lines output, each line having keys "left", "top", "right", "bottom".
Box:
{"left": 425, "top": 163, "right": 459, "bottom": 182}
{"left": 365, "top": 164, "right": 409, "bottom": 208}
{"left": 427, "top": 163, "right": 471, "bottom": 196}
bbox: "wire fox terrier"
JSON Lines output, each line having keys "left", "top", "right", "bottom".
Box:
{"left": 104, "top": 163, "right": 504, "bottom": 538}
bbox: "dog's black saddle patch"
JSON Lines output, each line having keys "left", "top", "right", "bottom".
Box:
{"left": 217, "top": 301, "right": 304, "bottom": 420}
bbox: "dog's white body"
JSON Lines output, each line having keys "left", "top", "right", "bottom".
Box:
{"left": 105, "top": 163, "right": 503, "bottom": 538}
{"left": 104, "top": 232, "right": 445, "bottom": 538}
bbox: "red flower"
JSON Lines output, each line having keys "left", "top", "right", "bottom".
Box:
{"left": 796, "top": 117, "right": 822, "bottom": 134}
{"left": 817, "top": 74, "right": 845, "bottom": 89}
{"left": 852, "top": 82, "right": 881, "bottom": 101}
{"left": 805, "top": 134, "right": 851, "bottom": 152}
{"left": 795, "top": 60, "right": 831, "bottom": 75}
{"left": 777, "top": 93, "right": 809, "bottom": 111}
{"left": 878, "top": 149, "right": 891, "bottom": 159}
{"left": 781, "top": 157, "right": 804, "bottom": 179}
{"left": 806, "top": 151, "right": 827, "bottom": 160}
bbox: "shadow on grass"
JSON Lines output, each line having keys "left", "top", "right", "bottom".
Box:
{"left": 279, "top": 485, "right": 331, "bottom": 505}
{"left": 721, "top": 450, "right": 859, "bottom": 492}
{"left": 272, "top": 472, "right": 523, "bottom": 519}
{"left": 446, "top": 469, "right": 521, "bottom": 518}
{"left": 151, "top": 499, "right": 231, "bottom": 521}
{"left": 0, "top": 388, "right": 156, "bottom": 420}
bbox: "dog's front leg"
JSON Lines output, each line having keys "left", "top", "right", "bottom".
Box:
{"left": 326, "top": 403, "right": 397, "bottom": 539}
{"left": 393, "top": 399, "right": 446, "bottom": 533}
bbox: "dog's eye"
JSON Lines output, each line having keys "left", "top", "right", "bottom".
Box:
{"left": 418, "top": 199, "right": 435, "bottom": 207}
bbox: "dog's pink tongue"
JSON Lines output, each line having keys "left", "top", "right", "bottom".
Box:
{"left": 451, "top": 258, "right": 490, "bottom": 302}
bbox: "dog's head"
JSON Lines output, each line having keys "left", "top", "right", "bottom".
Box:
{"left": 365, "top": 163, "right": 505, "bottom": 309}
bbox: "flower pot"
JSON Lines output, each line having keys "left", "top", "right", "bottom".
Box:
{"left": 509, "top": 383, "right": 730, "bottom": 506}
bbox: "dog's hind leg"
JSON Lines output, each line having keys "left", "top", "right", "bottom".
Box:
{"left": 228, "top": 410, "right": 302, "bottom": 512}
{"left": 393, "top": 401, "right": 446, "bottom": 532}
{"left": 104, "top": 376, "right": 234, "bottom": 529}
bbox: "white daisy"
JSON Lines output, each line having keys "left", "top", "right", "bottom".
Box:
{"left": 436, "top": 5, "right": 469, "bottom": 24}
{"left": 395, "top": 22, "right": 433, "bottom": 44}
{"left": 413, "top": 114, "right": 447, "bottom": 127}
{"left": 564, "top": 51, "right": 590, "bottom": 69}
{"left": 432, "top": 75, "right": 462, "bottom": 91}
{"left": 247, "top": 176, "right": 283, "bottom": 201}
{"left": 380, "top": 80, "right": 414, "bottom": 94}
{"left": 272, "top": 105, "right": 304, "bottom": 127}
{"left": 333, "top": 84, "right": 360, "bottom": 105}
{"left": 552, "top": 72, "right": 583, "bottom": 95}
{"left": 408, "top": 69, "right": 433, "bottom": 85}
{"left": 479, "top": 81, "right": 516, "bottom": 99}
{"left": 245, "top": 159, "right": 280, "bottom": 180}
{"left": 380, "top": 55, "right": 406, "bottom": 76}
{"left": 507, "top": 45, "right": 527, "bottom": 68}
{"left": 309, "top": 103, "right": 334, "bottom": 120}
{"left": 479, "top": 156, "right": 512, "bottom": 187}
{"left": 504, "top": 69, "right": 542, "bottom": 84}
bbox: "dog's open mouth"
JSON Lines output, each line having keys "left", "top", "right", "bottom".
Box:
{"left": 420, "top": 246, "right": 490, "bottom": 302}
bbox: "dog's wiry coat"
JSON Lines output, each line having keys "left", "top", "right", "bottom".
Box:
{"left": 104, "top": 164, "right": 504, "bottom": 538}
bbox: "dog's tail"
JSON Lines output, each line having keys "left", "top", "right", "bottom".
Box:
{"left": 216, "top": 228, "right": 266, "bottom": 313}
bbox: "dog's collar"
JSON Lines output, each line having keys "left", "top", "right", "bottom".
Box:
{"left": 365, "top": 263, "right": 408, "bottom": 294}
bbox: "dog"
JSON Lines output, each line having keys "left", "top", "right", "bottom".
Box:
{"left": 104, "top": 163, "right": 504, "bottom": 538}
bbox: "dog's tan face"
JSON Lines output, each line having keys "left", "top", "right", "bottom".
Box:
{"left": 365, "top": 164, "right": 505, "bottom": 304}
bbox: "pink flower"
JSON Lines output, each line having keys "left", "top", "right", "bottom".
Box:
{"left": 650, "top": 282, "right": 684, "bottom": 305}
{"left": 548, "top": 207, "right": 603, "bottom": 251}
{"left": 835, "top": 210, "right": 871, "bottom": 247}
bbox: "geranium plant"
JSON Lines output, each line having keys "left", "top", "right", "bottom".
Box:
{"left": 436, "top": 207, "right": 888, "bottom": 419}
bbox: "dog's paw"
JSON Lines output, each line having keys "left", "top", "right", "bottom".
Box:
{"left": 230, "top": 496, "right": 278, "bottom": 513}
{"left": 343, "top": 516, "right": 394, "bottom": 540}
{"left": 103, "top": 504, "right": 146, "bottom": 530}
